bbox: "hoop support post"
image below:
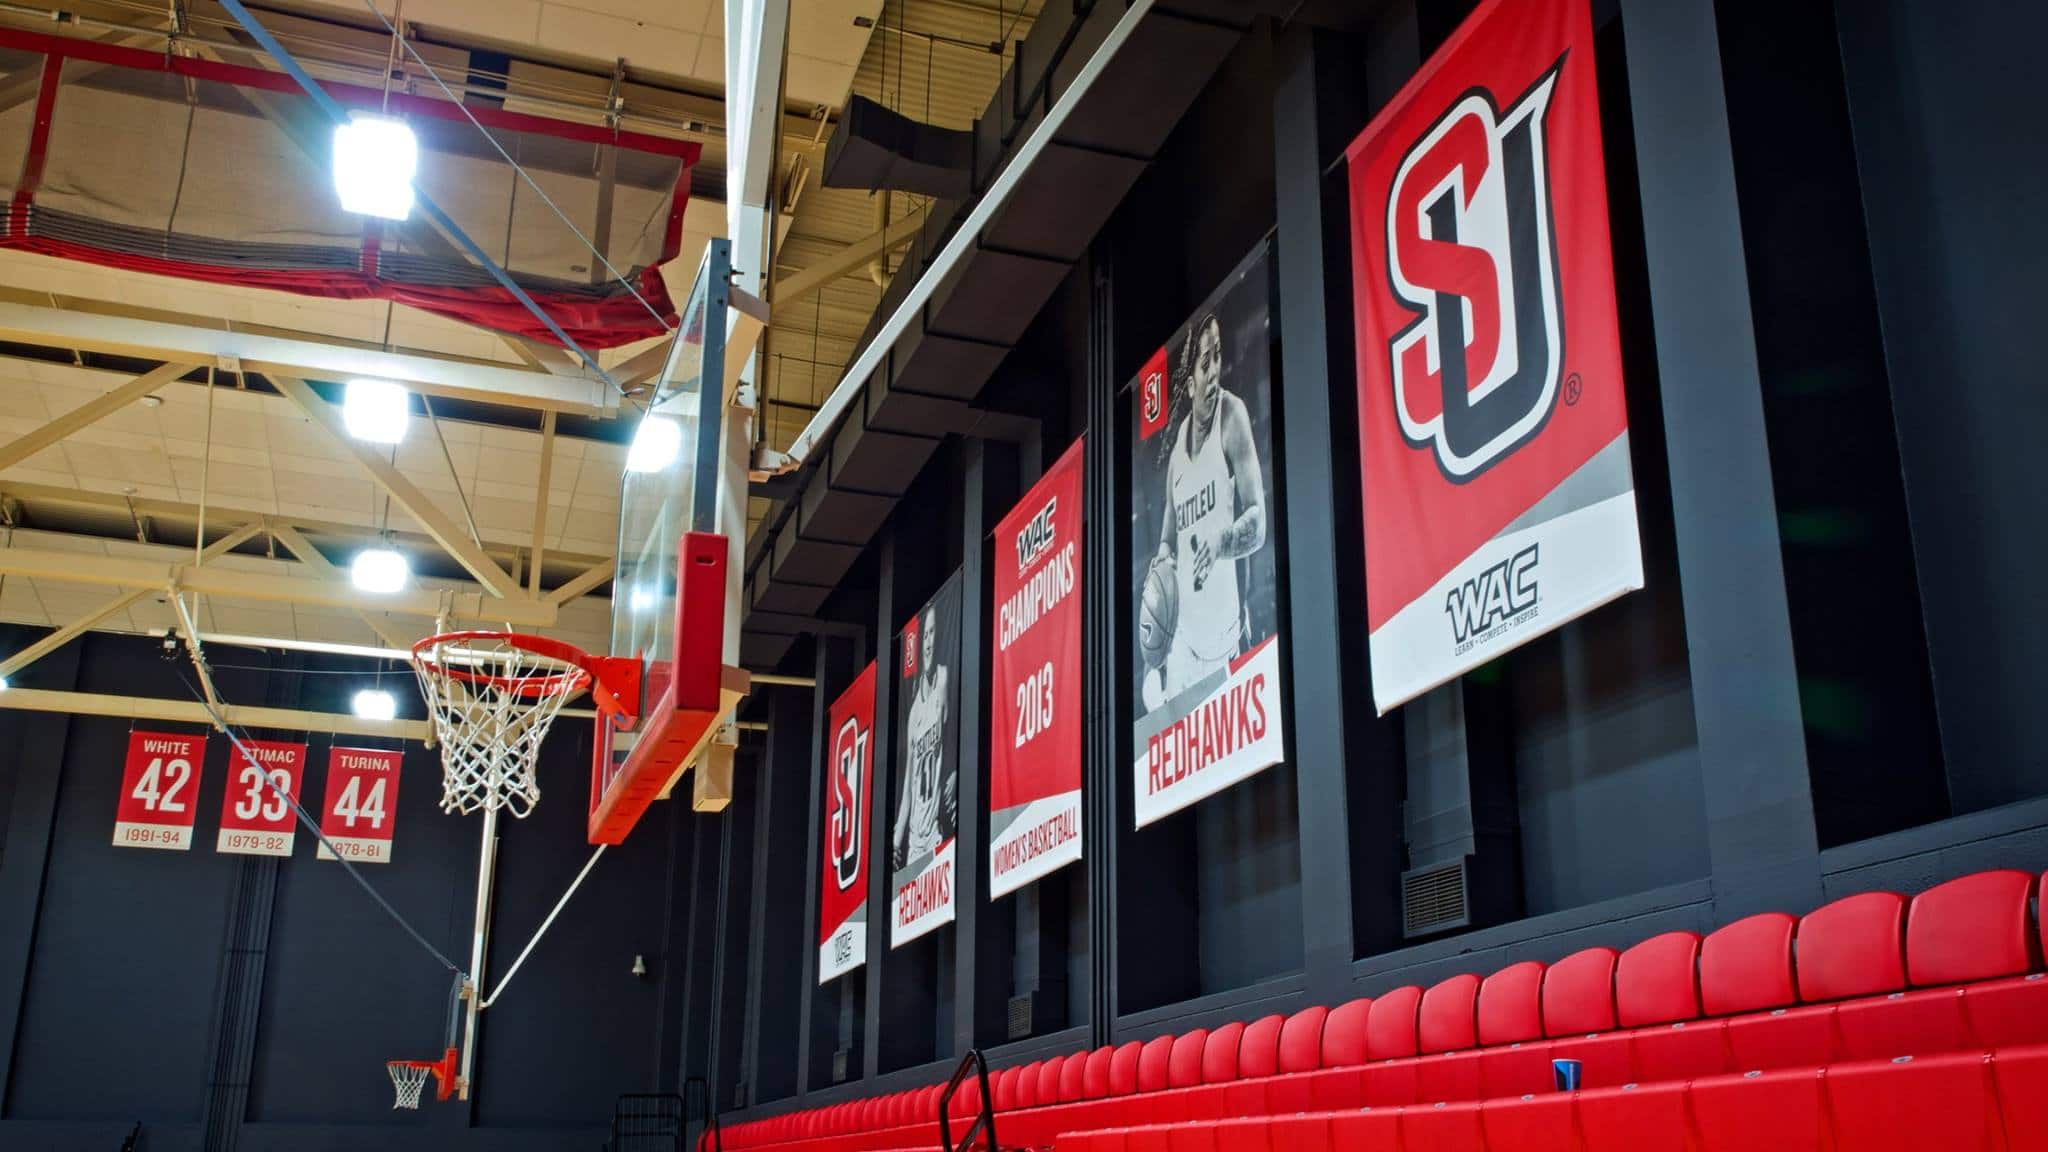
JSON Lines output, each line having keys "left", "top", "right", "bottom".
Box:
{"left": 459, "top": 805, "right": 500, "bottom": 1101}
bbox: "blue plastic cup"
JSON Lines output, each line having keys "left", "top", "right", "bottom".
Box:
{"left": 1552, "top": 1058, "right": 1582, "bottom": 1091}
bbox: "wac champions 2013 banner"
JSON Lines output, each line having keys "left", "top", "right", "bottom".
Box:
{"left": 1130, "top": 242, "right": 1287, "bottom": 829}
{"left": 817, "top": 662, "right": 876, "bottom": 983}
{"left": 1347, "top": 0, "right": 1642, "bottom": 713}
{"left": 890, "top": 572, "right": 961, "bottom": 947}
{"left": 989, "top": 440, "right": 1084, "bottom": 898}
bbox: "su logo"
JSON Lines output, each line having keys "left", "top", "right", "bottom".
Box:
{"left": 827, "top": 715, "right": 867, "bottom": 891}
{"left": 902, "top": 616, "right": 920, "bottom": 678}
{"left": 1386, "top": 63, "right": 1565, "bottom": 481}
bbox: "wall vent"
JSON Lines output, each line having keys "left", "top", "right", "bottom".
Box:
{"left": 831, "top": 1048, "right": 849, "bottom": 1084}
{"left": 1403, "top": 857, "right": 1472, "bottom": 938}
{"left": 1007, "top": 994, "right": 1035, "bottom": 1040}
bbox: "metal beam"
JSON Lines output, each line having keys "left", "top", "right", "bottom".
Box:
{"left": 0, "top": 299, "right": 614, "bottom": 415}
{"left": 530, "top": 411, "right": 557, "bottom": 597}
{"left": 768, "top": 211, "right": 926, "bottom": 316}
{"left": 0, "top": 687, "right": 431, "bottom": 741}
{"left": 0, "top": 360, "right": 196, "bottom": 472}
{"left": 0, "top": 522, "right": 262, "bottom": 679}
{"left": 267, "top": 522, "right": 412, "bottom": 649}
{"left": 546, "top": 557, "right": 615, "bottom": 606}
{"left": 0, "top": 480, "right": 611, "bottom": 572}
{"left": 0, "top": 545, "right": 557, "bottom": 626}
{"left": 270, "top": 374, "right": 523, "bottom": 598}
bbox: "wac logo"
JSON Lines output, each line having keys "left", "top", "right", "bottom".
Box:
{"left": 1446, "top": 544, "right": 1540, "bottom": 645}
{"left": 1386, "top": 60, "right": 1566, "bottom": 481}
{"left": 827, "top": 715, "right": 867, "bottom": 891}
{"left": 1015, "top": 496, "right": 1057, "bottom": 576}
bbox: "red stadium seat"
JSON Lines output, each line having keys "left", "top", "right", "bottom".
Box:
{"left": 1420, "top": 974, "right": 1482, "bottom": 1054}
{"left": 1085, "top": 1046, "right": 1115, "bottom": 1099}
{"left": 1238, "top": 1015, "right": 1285, "bottom": 1080}
{"left": 1909, "top": 869, "right": 2039, "bottom": 986}
{"left": 1836, "top": 986, "right": 1967, "bottom": 1060}
{"left": 1400, "top": 1099, "right": 1485, "bottom": 1151}
{"left": 994, "top": 1066, "right": 1019, "bottom": 1112}
{"left": 1361, "top": 1055, "right": 1417, "bottom": 1107}
{"left": 1212, "top": 1117, "right": 1271, "bottom": 1152}
{"left": 1326, "top": 1106, "right": 1400, "bottom": 1150}
{"left": 1138, "top": 1036, "right": 1175, "bottom": 1094}
{"left": 1322, "top": 997, "right": 1373, "bottom": 1067}
{"left": 1965, "top": 973, "right": 2048, "bottom": 1048}
{"left": 1692, "top": 1067, "right": 1827, "bottom": 1152}
{"left": 1012, "top": 1062, "right": 1039, "bottom": 1111}
{"left": 1700, "top": 912, "right": 1798, "bottom": 1017}
{"left": 1036, "top": 1058, "right": 1063, "bottom": 1107}
{"left": 1724, "top": 1004, "right": 1838, "bottom": 1071}
{"left": 1796, "top": 891, "right": 1906, "bottom": 1003}
{"left": 1826, "top": 1051, "right": 2001, "bottom": 1152}
{"left": 1994, "top": 1045, "right": 2048, "bottom": 1152}
{"left": 1631, "top": 1017, "right": 1731, "bottom": 1083}
{"left": 1062, "top": 1051, "right": 1092, "bottom": 1102}
{"left": 1478, "top": 1041, "right": 1557, "bottom": 1099}
{"left": 1111, "top": 1041, "right": 1144, "bottom": 1096}
{"left": 1478, "top": 962, "right": 1546, "bottom": 1047}
{"left": 1366, "top": 986, "right": 1423, "bottom": 1060}
{"left": 1203, "top": 1022, "right": 1245, "bottom": 1083}
{"left": 1616, "top": 931, "right": 1701, "bottom": 1028}
{"left": 1279, "top": 1006, "right": 1329, "bottom": 1074}
{"left": 1481, "top": 1090, "right": 1576, "bottom": 1151}
{"left": 1268, "top": 1114, "right": 1334, "bottom": 1152}
{"left": 1578, "top": 1080, "right": 1690, "bottom": 1152}
{"left": 1544, "top": 948, "right": 1620, "bottom": 1036}
{"left": 1168, "top": 1030, "right": 1209, "bottom": 1089}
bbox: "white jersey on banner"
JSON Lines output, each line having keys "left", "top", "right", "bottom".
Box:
{"left": 902, "top": 670, "right": 947, "bottom": 863}
{"left": 1166, "top": 404, "right": 1245, "bottom": 692}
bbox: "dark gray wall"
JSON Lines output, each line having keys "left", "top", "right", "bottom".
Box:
{"left": 1836, "top": 0, "right": 2048, "bottom": 813}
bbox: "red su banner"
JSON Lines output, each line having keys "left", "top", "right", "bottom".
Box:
{"left": 988, "top": 439, "right": 1084, "bottom": 899}
{"left": 817, "top": 662, "right": 877, "bottom": 984}
{"left": 1347, "top": 0, "right": 1642, "bottom": 713}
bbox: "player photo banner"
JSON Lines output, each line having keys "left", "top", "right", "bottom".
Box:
{"left": 1130, "top": 242, "right": 1287, "bottom": 829}
{"left": 989, "top": 440, "right": 1084, "bottom": 898}
{"left": 1346, "top": 0, "right": 1643, "bottom": 714}
{"left": 890, "top": 572, "right": 962, "bottom": 946}
{"left": 818, "top": 662, "right": 877, "bottom": 984}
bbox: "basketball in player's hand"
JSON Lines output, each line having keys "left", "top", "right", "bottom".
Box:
{"left": 1139, "top": 556, "right": 1178, "bottom": 665}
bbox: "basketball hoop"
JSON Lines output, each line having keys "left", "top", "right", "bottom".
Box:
{"left": 410, "top": 632, "right": 595, "bottom": 818}
{"left": 386, "top": 1047, "right": 459, "bottom": 1109}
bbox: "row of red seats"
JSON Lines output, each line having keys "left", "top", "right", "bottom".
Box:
{"left": 720, "top": 869, "right": 2048, "bottom": 1152}
{"left": 1059, "top": 1045, "right": 2048, "bottom": 1151}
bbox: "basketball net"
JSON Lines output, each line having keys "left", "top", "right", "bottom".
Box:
{"left": 411, "top": 633, "right": 593, "bottom": 817}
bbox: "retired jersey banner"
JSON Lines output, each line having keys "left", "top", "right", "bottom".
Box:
{"left": 989, "top": 439, "right": 1084, "bottom": 898}
{"left": 1130, "top": 242, "right": 1286, "bottom": 829}
{"left": 818, "top": 662, "right": 876, "bottom": 984}
{"left": 217, "top": 739, "right": 307, "bottom": 857}
{"left": 1347, "top": 0, "right": 1642, "bottom": 713}
{"left": 890, "top": 572, "right": 961, "bottom": 947}
{"left": 318, "top": 746, "right": 402, "bottom": 864}
{"left": 114, "top": 730, "right": 206, "bottom": 851}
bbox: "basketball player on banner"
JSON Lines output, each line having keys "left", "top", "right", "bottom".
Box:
{"left": 1130, "top": 242, "right": 1288, "bottom": 829}
{"left": 890, "top": 573, "right": 960, "bottom": 947}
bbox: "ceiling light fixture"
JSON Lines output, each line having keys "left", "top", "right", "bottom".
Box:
{"left": 352, "top": 688, "right": 397, "bottom": 720}
{"left": 343, "top": 378, "right": 411, "bottom": 444}
{"left": 332, "top": 115, "right": 418, "bottom": 220}
{"left": 626, "top": 415, "right": 683, "bottom": 474}
{"left": 350, "top": 548, "right": 410, "bottom": 594}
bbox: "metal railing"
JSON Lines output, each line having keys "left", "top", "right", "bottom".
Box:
{"left": 939, "top": 1050, "right": 999, "bottom": 1152}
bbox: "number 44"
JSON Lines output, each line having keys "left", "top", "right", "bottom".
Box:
{"left": 333, "top": 776, "right": 388, "bottom": 830}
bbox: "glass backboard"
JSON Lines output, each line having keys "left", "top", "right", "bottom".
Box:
{"left": 610, "top": 238, "right": 730, "bottom": 713}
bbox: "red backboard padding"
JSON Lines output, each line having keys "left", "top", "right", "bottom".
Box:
{"left": 1797, "top": 891, "right": 1906, "bottom": 1003}
{"left": 1544, "top": 948, "right": 1620, "bottom": 1037}
{"left": 1478, "top": 961, "right": 1546, "bottom": 1046}
{"left": 1617, "top": 931, "right": 1703, "bottom": 1027}
{"left": 1320, "top": 998, "right": 1373, "bottom": 1068}
{"left": 1701, "top": 912, "right": 1797, "bottom": 1016}
{"left": 1908, "top": 869, "right": 2038, "bottom": 987}
{"left": 1278, "top": 1006, "right": 1329, "bottom": 1074}
{"left": 1420, "top": 974, "right": 1481, "bottom": 1054}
